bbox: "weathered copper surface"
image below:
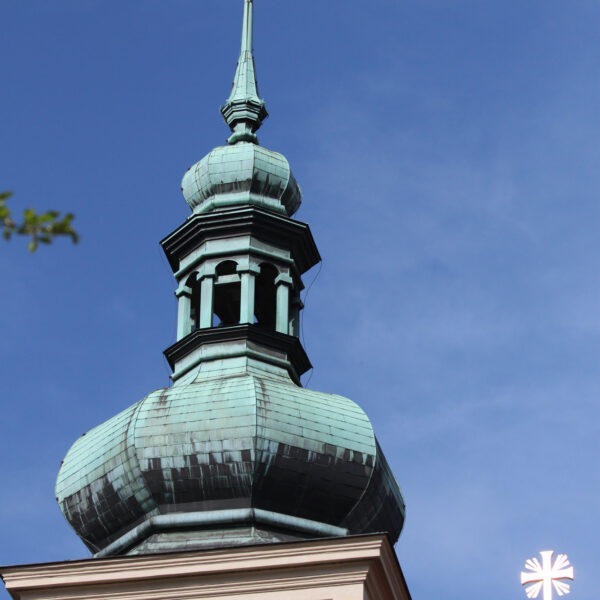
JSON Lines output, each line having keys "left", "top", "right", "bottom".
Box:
{"left": 56, "top": 362, "right": 405, "bottom": 555}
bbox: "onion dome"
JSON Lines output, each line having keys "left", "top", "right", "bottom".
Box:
{"left": 181, "top": 0, "right": 301, "bottom": 217}
{"left": 55, "top": 363, "right": 405, "bottom": 556}
{"left": 182, "top": 143, "right": 301, "bottom": 217}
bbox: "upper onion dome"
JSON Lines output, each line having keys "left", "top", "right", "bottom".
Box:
{"left": 182, "top": 142, "right": 301, "bottom": 217}
{"left": 181, "top": 0, "right": 301, "bottom": 217}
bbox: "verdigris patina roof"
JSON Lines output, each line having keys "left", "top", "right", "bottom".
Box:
{"left": 56, "top": 364, "right": 405, "bottom": 556}
{"left": 181, "top": 0, "right": 302, "bottom": 218}
{"left": 55, "top": 0, "right": 406, "bottom": 557}
{"left": 181, "top": 142, "right": 301, "bottom": 217}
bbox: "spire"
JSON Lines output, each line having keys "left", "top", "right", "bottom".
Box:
{"left": 221, "top": 0, "right": 268, "bottom": 145}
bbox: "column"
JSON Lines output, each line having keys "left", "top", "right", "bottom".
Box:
{"left": 275, "top": 274, "right": 293, "bottom": 334}
{"left": 199, "top": 275, "right": 215, "bottom": 329}
{"left": 239, "top": 271, "right": 256, "bottom": 324}
{"left": 175, "top": 286, "right": 192, "bottom": 340}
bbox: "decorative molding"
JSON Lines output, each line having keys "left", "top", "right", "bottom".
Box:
{"left": 94, "top": 509, "right": 348, "bottom": 559}
{"left": 163, "top": 323, "right": 311, "bottom": 378}
{"left": 160, "top": 207, "right": 320, "bottom": 276}
{"left": 1, "top": 535, "right": 411, "bottom": 600}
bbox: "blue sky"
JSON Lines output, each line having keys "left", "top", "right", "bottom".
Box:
{"left": 1, "top": 1, "right": 599, "bottom": 599}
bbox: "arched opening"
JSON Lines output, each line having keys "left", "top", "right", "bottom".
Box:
{"left": 254, "top": 263, "right": 277, "bottom": 330}
{"left": 215, "top": 261, "right": 237, "bottom": 277}
{"left": 213, "top": 260, "right": 240, "bottom": 327}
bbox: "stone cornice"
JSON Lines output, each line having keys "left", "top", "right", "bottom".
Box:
{"left": 1, "top": 535, "right": 410, "bottom": 600}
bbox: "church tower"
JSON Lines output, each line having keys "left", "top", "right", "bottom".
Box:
{"left": 2, "top": 2, "right": 411, "bottom": 599}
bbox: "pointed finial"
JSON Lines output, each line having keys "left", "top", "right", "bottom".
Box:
{"left": 221, "top": 0, "right": 268, "bottom": 145}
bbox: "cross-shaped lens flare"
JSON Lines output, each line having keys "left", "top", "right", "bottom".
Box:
{"left": 521, "top": 551, "right": 574, "bottom": 600}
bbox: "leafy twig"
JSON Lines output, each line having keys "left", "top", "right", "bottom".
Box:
{"left": 1, "top": 191, "right": 79, "bottom": 252}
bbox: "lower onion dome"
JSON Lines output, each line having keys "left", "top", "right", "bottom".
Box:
{"left": 56, "top": 370, "right": 405, "bottom": 556}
